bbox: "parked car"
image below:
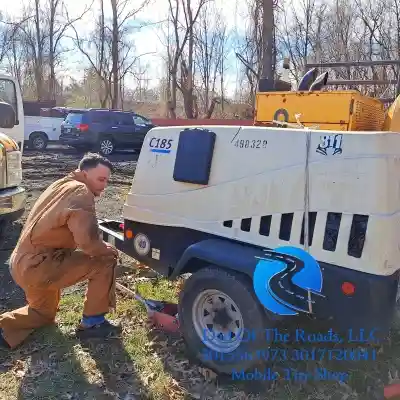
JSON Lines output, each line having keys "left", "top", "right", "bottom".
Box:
{"left": 24, "top": 106, "right": 87, "bottom": 151}
{"left": 59, "top": 108, "right": 156, "bottom": 155}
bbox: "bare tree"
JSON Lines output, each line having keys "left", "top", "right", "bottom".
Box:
{"left": 110, "top": 0, "right": 119, "bottom": 108}
{"left": 1, "top": 1, "right": 90, "bottom": 100}
{"left": 261, "top": 0, "right": 275, "bottom": 86}
{"left": 0, "top": 13, "right": 34, "bottom": 90}
{"left": 194, "top": 4, "right": 227, "bottom": 117}
{"left": 218, "top": 23, "right": 228, "bottom": 113}
{"left": 276, "top": 0, "right": 317, "bottom": 83}
{"left": 0, "top": 15, "right": 23, "bottom": 64}
{"left": 47, "top": 0, "right": 92, "bottom": 100}
{"left": 70, "top": 0, "right": 152, "bottom": 108}
{"left": 166, "top": 0, "right": 210, "bottom": 119}
{"left": 11, "top": 0, "right": 49, "bottom": 100}
{"left": 157, "top": 17, "right": 175, "bottom": 116}
{"left": 235, "top": 0, "right": 263, "bottom": 106}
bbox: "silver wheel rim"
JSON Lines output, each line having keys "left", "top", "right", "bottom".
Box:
{"left": 33, "top": 137, "right": 45, "bottom": 149}
{"left": 192, "top": 289, "right": 244, "bottom": 353}
{"left": 100, "top": 139, "right": 113, "bottom": 154}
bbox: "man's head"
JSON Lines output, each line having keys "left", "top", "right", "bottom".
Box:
{"left": 78, "top": 152, "right": 114, "bottom": 196}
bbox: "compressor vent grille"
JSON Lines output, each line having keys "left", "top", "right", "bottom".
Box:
{"left": 222, "top": 212, "right": 369, "bottom": 258}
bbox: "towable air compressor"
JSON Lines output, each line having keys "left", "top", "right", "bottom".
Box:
{"left": 98, "top": 123, "right": 400, "bottom": 375}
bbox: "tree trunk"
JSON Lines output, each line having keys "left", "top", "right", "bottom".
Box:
{"left": 49, "top": 0, "right": 57, "bottom": 101}
{"left": 169, "top": 69, "right": 178, "bottom": 119}
{"left": 34, "top": 0, "right": 44, "bottom": 100}
{"left": 111, "top": 0, "right": 119, "bottom": 108}
{"left": 261, "top": 0, "right": 274, "bottom": 87}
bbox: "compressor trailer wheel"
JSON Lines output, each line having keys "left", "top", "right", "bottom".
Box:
{"left": 178, "top": 266, "right": 272, "bottom": 375}
{"left": 192, "top": 289, "right": 245, "bottom": 354}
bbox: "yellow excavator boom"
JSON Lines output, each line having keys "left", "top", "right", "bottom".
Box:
{"left": 383, "top": 95, "right": 400, "bottom": 132}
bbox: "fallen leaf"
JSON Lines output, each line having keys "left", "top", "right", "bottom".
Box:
{"left": 172, "top": 360, "right": 190, "bottom": 375}
{"left": 15, "top": 369, "right": 26, "bottom": 378}
{"left": 142, "top": 372, "right": 155, "bottom": 385}
{"left": 13, "top": 359, "right": 25, "bottom": 370}
{"left": 28, "top": 360, "right": 50, "bottom": 378}
{"left": 146, "top": 320, "right": 154, "bottom": 330}
{"left": 198, "top": 367, "right": 217, "bottom": 381}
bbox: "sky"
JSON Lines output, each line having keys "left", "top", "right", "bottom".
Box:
{"left": 2, "top": 0, "right": 253, "bottom": 98}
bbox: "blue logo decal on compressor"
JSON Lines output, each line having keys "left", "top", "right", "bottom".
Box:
{"left": 253, "top": 246, "right": 325, "bottom": 316}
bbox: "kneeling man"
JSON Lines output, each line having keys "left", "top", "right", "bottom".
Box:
{"left": 0, "top": 152, "right": 120, "bottom": 349}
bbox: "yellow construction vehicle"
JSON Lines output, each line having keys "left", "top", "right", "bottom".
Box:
{"left": 384, "top": 94, "right": 400, "bottom": 131}
{"left": 254, "top": 67, "right": 400, "bottom": 132}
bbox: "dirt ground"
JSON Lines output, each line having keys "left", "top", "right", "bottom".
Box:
{"left": 0, "top": 146, "right": 400, "bottom": 399}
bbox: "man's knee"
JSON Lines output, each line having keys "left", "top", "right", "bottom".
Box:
{"left": 0, "top": 305, "right": 56, "bottom": 330}
{"left": 31, "top": 306, "right": 58, "bottom": 324}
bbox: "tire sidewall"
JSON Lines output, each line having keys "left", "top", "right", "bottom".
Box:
{"left": 178, "top": 267, "right": 272, "bottom": 374}
{"left": 30, "top": 133, "right": 47, "bottom": 150}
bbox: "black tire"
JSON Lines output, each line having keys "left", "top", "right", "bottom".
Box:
{"left": 97, "top": 137, "right": 115, "bottom": 156}
{"left": 178, "top": 266, "right": 274, "bottom": 375}
{"left": 29, "top": 132, "right": 48, "bottom": 150}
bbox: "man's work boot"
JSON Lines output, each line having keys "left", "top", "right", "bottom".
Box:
{"left": 74, "top": 315, "right": 122, "bottom": 339}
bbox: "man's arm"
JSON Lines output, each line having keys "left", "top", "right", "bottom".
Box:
{"left": 65, "top": 186, "right": 117, "bottom": 257}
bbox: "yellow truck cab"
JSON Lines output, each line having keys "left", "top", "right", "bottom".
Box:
{"left": 0, "top": 75, "right": 26, "bottom": 239}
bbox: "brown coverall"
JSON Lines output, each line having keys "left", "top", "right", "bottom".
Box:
{"left": 0, "top": 170, "right": 118, "bottom": 349}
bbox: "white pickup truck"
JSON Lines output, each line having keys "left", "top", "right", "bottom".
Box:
{"left": 24, "top": 107, "right": 81, "bottom": 150}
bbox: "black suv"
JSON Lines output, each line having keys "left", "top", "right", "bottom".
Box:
{"left": 59, "top": 108, "right": 155, "bottom": 155}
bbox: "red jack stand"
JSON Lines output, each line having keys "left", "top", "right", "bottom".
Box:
{"left": 385, "top": 383, "right": 400, "bottom": 399}
{"left": 147, "top": 301, "right": 180, "bottom": 333}
{"left": 116, "top": 282, "right": 180, "bottom": 333}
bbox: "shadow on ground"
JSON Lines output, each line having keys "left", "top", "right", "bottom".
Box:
{"left": 12, "top": 326, "right": 153, "bottom": 400}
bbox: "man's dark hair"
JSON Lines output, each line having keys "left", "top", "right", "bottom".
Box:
{"left": 78, "top": 152, "right": 114, "bottom": 173}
